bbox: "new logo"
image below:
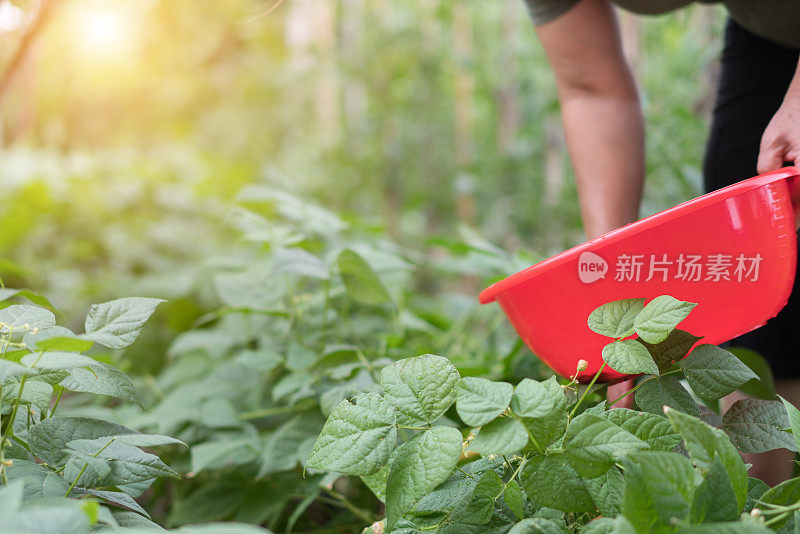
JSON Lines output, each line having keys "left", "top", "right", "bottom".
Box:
{"left": 578, "top": 251, "right": 608, "bottom": 284}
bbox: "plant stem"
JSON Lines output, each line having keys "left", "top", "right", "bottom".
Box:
{"left": 64, "top": 438, "right": 115, "bottom": 497}
{"left": 569, "top": 362, "right": 606, "bottom": 419}
{"left": 49, "top": 386, "right": 64, "bottom": 418}
{"left": 321, "top": 485, "right": 375, "bottom": 525}
{"left": 238, "top": 398, "right": 316, "bottom": 420}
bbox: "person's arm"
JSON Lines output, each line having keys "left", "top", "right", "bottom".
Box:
{"left": 535, "top": 0, "right": 644, "bottom": 239}
{"left": 758, "top": 59, "right": 800, "bottom": 173}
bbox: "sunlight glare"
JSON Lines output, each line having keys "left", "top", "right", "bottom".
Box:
{"left": 73, "top": 3, "right": 139, "bottom": 61}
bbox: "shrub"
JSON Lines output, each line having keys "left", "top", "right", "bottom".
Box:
{"left": 308, "top": 296, "right": 799, "bottom": 533}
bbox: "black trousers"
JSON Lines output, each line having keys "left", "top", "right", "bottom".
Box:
{"left": 704, "top": 18, "right": 800, "bottom": 377}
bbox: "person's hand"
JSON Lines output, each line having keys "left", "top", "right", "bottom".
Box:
{"left": 607, "top": 379, "right": 634, "bottom": 408}
{"left": 757, "top": 98, "right": 800, "bottom": 173}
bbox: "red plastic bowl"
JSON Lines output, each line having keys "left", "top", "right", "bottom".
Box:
{"left": 479, "top": 167, "right": 800, "bottom": 383}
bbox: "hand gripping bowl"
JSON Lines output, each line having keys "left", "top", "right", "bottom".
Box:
{"left": 479, "top": 167, "right": 800, "bottom": 383}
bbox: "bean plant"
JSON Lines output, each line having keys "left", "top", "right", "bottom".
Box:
{"left": 308, "top": 295, "right": 800, "bottom": 533}
{"left": 90, "top": 189, "right": 531, "bottom": 531}
{"left": 0, "top": 292, "right": 271, "bottom": 533}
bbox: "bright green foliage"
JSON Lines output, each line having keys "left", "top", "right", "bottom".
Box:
{"left": 563, "top": 413, "right": 647, "bottom": 478}
{"left": 633, "top": 296, "right": 697, "bottom": 344}
{"left": 337, "top": 249, "right": 392, "bottom": 306}
{"left": 306, "top": 394, "right": 397, "bottom": 476}
{"left": 513, "top": 377, "right": 568, "bottom": 449}
{"left": 679, "top": 344, "right": 758, "bottom": 400}
{"left": 0, "top": 304, "right": 56, "bottom": 333}
{"left": 511, "top": 377, "right": 563, "bottom": 418}
{"left": 587, "top": 298, "right": 645, "bottom": 338}
{"left": 302, "top": 293, "right": 800, "bottom": 532}
{"left": 690, "top": 454, "right": 738, "bottom": 523}
{"left": 585, "top": 468, "right": 624, "bottom": 517}
{"left": 380, "top": 354, "right": 459, "bottom": 426}
{"left": 520, "top": 454, "right": 595, "bottom": 514}
{"left": 504, "top": 479, "right": 525, "bottom": 520}
{"left": 84, "top": 297, "right": 164, "bottom": 349}
{"left": 0, "top": 292, "right": 194, "bottom": 532}
{"left": 385, "top": 426, "right": 462, "bottom": 528}
{"left": 665, "top": 408, "right": 748, "bottom": 512}
{"left": 621, "top": 451, "right": 695, "bottom": 533}
{"left": 780, "top": 395, "right": 800, "bottom": 452}
{"left": 468, "top": 417, "right": 528, "bottom": 456}
{"left": 456, "top": 377, "right": 513, "bottom": 427}
{"left": 508, "top": 517, "right": 569, "bottom": 533}
{"left": 602, "top": 339, "right": 659, "bottom": 376}
{"left": 602, "top": 409, "right": 681, "bottom": 451}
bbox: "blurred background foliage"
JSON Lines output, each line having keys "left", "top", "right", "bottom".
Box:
{"left": 0, "top": 0, "right": 726, "bottom": 530}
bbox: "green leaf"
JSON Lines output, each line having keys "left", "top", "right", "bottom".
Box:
{"left": 633, "top": 296, "right": 696, "bottom": 344}
{"left": 5, "top": 460, "right": 70, "bottom": 500}
{"left": 191, "top": 437, "right": 259, "bottom": 475}
{"left": 456, "top": 377, "right": 513, "bottom": 427}
{"left": 385, "top": 426, "right": 462, "bottom": 528}
{"left": 2, "top": 379, "right": 52, "bottom": 413}
{"left": 84, "top": 297, "right": 164, "bottom": 349}
{"left": 0, "top": 305, "right": 55, "bottom": 333}
{"left": 110, "top": 433, "right": 188, "bottom": 448}
{"left": 779, "top": 395, "right": 800, "bottom": 453}
{"left": 728, "top": 347, "right": 775, "bottom": 399}
{"left": 0, "top": 289, "right": 56, "bottom": 310}
{"left": 361, "top": 448, "right": 398, "bottom": 503}
{"left": 511, "top": 376, "right": 564, "bottom": 419}
{"left": 585, "top": 467, "right": 624, "bottom": 517}
{"left": 504, "top": 479, "right": 525, "bottom": 520}
{"left": 690, "top": 453, "right": 738, "bottom": 523}
{"left": 580, "top": 516, "right": 636, "bottom": 534}
{"left": 745, "top": 477, "right": 769, "bottom": 513}
{"left": 21, "top": 351, "right": 100, "bottom": 370}
{"left": 721, "top": 399, "right": 796, "bottom": 453}
{"left": 664, "top": 408, "right": 747, "bottom": 512}
{"left": 337, "top": 249, "right": 391, "bottom": 305}
{"left": 64, "top": 437, "right": 179, "bottom": 487}
{"left": 59, "top": 363, "right": 142, "bottom": 406}
{"left": 757, "top": 477, "right": 800, "bottom": 529}
{"left": 512, "top": 377, "right": 567, "bottom": 449}
{"left": 635, "top": 376, "right": 699, "bottom": 417}
{"left": 637, "top": 329, "right": 702, "bottom": 374}
{"left": 0, "top": 360, "right": 33, "bottom": 381}
{"left": 307, "top": 395, "right": 396, "bottom": 476}
{"left": 674, "top": 522, "right": 772, "bottom": 533}
{"left": 563, "top": 413, "right": 648, "bottom": 478}
{"left": 85, "top": 489, "right": 149, "bottom": 518}
{"left": 587, "top": 298, "right": 645, "bottom": 338}
{"left": 508, "top": 518, "right": 568, "bottom": 534}
{"left": 28, "top": 416, "right": 135, "bottom": 467}
{"left": 468, "top": 417, "right": 529, "bottom": 456}
{"left": 602, "top": 339, "right": 659, "bottom": 376}
{"left": 272, "top": 247, "right": 329, "bottom": 280}
{"left": 603, "top": 409, "right": 681, "bottom": 451}
{"left": 450, "top": 470, "right": 503, "bottom": 525}
{"left": 380, "top": 354, "right": 459, "bottom": 426}
{"left": 678, "top": 344, "right": 758, "bottom": 400}
{"left": 23, "top": 326, "right": 92, "bottom": 353}
{"left": 621, "top": 451, "right": 694, "bottom": 533}
{"left": 520, "top": 453, "right": 595, "bottom": 514}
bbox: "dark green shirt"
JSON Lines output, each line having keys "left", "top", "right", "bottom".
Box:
{"left": 524, "top": 0, "right": 800, "bottom": 50}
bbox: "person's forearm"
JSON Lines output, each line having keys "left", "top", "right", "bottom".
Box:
{"left": 559, "top": 85, "right": 644, "bottom": 239}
